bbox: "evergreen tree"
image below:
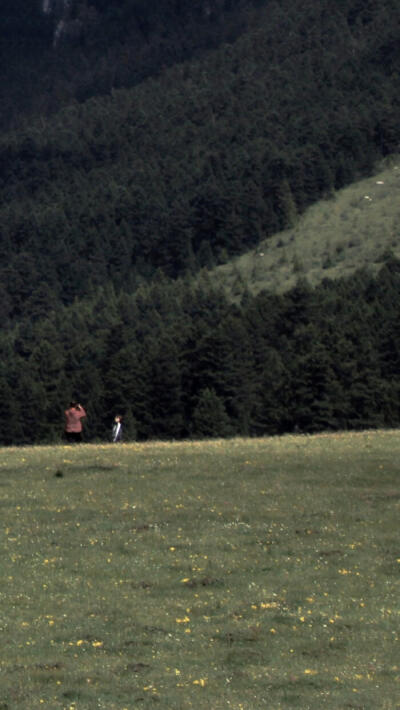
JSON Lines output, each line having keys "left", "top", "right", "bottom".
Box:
{"left": 191, "top": 387, "right": 233, "bottom": 438}
{"left": 0, "top": 376, "right": 21, "bottom": 445}
{"left": 146, "top": 335, "right": 185, "bottom": 439}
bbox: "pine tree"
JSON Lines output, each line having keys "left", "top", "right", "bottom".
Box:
{"left": 146, "top": 335, "right": 185, "bottom": 439}
{"left": 191, "top": 387, "right": 232, "bottom": 438}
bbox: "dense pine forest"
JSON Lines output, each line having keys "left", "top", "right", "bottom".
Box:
{"left": 0, "top": 0, "right": 399, "bottom": 443}
{"left": 1, "top": 255, "right": 400, "bottom": 443}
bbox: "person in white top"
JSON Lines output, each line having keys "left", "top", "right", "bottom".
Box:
{"left": 112, "top": 415, "right": 123, "bottom": 442}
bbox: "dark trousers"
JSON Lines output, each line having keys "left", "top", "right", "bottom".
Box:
{"left": 65, "top": 431, "right": 82, "bottom": 443}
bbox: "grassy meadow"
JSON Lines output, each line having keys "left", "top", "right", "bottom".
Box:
{"left": 0, "top": 431, "right": 399, "bottom": 709}
{"left": 214, "top": 157, "right": 400, "bottom": 297}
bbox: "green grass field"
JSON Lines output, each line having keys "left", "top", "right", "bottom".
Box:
{"left": 0, "top": 431, "right": 399, "bottom": 709}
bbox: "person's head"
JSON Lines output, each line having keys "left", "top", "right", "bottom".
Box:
{"left": 114, "top": 415, "right": 122, "bottom": 422}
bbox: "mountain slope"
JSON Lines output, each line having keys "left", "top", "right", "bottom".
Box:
{"left": 213, "top": 158, "right": 400, "bottom": 297}
{"left": 0, "top": 0, "right": 399, "bottom": 323}
{"left": 0, "top": 2, "right": 400, "bottom": 444}
{"left": 0, "top": 0, "right": 263, "bottom": 130}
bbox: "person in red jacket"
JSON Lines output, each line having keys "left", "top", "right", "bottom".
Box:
{"left": 64, "top": 402, "right": 86, "bottom": 443}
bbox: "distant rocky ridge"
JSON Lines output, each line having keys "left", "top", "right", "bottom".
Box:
{"left": 0, "top": 0, "right": 255, "bottom": 128}
{"left": 42, "top": 0, "right": 92, "bottom": 47}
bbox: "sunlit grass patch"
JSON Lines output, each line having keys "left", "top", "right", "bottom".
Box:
{"left": 0, "top": 431, "right": 399, "bottom": 708}
{"left": 212, "top": 157, "right": 400, "bottom": 298}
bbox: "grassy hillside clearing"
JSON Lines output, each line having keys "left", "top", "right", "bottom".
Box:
{"left": 214, "top": 158, "right": 400, "bottom": 297}
{"left": 0, "top": 431, "right": 399, "bottom": 708}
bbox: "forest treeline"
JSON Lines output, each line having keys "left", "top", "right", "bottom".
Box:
{"left": 0, "top": 0, "right": 399, "bottom": 443}
{"left": 1, "top": 256, "right": 399, "bottom": 444}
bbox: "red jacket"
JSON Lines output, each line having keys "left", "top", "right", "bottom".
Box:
{"left": 64, "top": 406, "right": 86, "bottom": 433}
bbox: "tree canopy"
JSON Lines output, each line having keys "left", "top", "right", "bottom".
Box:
{"left": 0, "top": 0, "right": 399, "bottom": 442}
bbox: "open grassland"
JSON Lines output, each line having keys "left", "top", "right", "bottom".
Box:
{"left": 0, "top": 431, "right": 399, "bottom": 709}
{"left": 215, "top": 157, "right": 400, "bottom": 297}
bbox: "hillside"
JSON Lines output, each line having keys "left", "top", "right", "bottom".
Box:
{"left": 0, "top": 0, "right": 399, "bottom": 324}
{"left": 0, "top": 0, "right": 259, "bottom": 130}
{"left": 213, "top": 158, "right": 400, "bottom": 297}
{"left": 0, "top": 1, "right": 400, "bottom": 444}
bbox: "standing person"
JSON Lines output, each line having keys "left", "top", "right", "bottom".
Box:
{"left": 112, "top": 415, "right": 123, "bottom": 443}
{"left": 64, "top": 402, "right": 86, "bottom": 443}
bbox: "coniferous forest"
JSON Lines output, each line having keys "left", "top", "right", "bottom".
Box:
{"left": 0, "top": 0, "right": 399, "bottom": 443}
